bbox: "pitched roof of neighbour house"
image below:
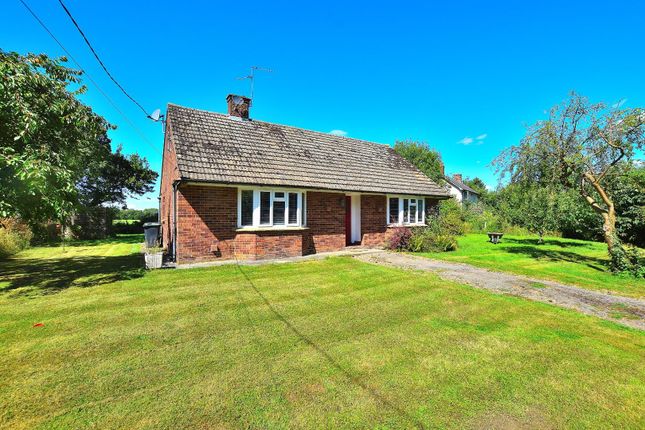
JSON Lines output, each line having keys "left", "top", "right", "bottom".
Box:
{"left": 165, "top": 104, "right": 450, "bottom": 197}
{"left": 444, "top": 175, "right": 480, "bottom": 195}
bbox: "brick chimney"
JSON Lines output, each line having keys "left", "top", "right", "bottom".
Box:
{"left": 226, "top": 94, "right": 251, "bottom": 119}
{"left": 453, "top": 173, "right": 463, "bottom": 182}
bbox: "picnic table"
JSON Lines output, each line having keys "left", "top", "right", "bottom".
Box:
{"left": 487, "top": 232, "right": 504, "bottom": 244}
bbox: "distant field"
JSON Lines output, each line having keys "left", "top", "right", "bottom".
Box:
{"left": 112, "top": 219, "right": 140, "bottom": 225}
{"left": 420, "top": 234, "right": 645, "bottom": 299}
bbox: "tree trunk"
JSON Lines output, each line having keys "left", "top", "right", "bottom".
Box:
{"left": 601, "top": 209, "right": 617, "bottom": 254}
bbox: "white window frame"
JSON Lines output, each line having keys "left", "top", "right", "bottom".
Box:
{"left": 238, "top": 187, "right": 305, "bottom": 228}
{"left": 386, "top": 195, "right": 426, "bottom": 226}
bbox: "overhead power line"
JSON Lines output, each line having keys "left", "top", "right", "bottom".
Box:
{"left": 56, "top": 0, "right": 150, "bottom": 117}
{"left": 17, "top": 0, "right": 163, "bottom": 160}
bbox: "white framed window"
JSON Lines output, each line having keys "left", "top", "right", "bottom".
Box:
{"left": 386, "top": 195, "right": 426, "bottom": 226}
{"left": 238, "top": 188, "right": 305, "bottom": 228}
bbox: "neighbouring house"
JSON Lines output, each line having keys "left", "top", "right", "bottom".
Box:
{"left": 159, "top": 95, "right": 450, "bottom": 263}
{"left": 445, "top": 173, "right": 479, "bottom": 204}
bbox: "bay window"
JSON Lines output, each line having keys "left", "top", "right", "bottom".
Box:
{"left": 239, "top": 189, "right": 305, "bottom": 228}
{"left": 386, "top": 196, "right": 426, "bottom": 225}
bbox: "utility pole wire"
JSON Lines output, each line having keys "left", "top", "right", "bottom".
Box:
{"left": 17, "top": 0, "right": 165, "bottom": 161}
{"left": 57, "top": 0, "right": 150, "bottom": 117}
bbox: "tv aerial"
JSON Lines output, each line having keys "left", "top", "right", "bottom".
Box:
{"left": 236, "top": 66, "right": 273, "bottom": 101}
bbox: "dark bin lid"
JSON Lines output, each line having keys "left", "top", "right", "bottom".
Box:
{"left": 143, "top": 222, "right": 161, "bottom": 228}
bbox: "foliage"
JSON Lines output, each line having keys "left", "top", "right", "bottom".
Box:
{"left": 436, "top": 198, "right": 465, "bottom": 236}
{"left": 463, "top": 177, "right": 490, "bottom": 202}
{"left": 461, "top": 201, "right": 505, "bottom": 233}
{"left": 393, "top": 140, "right": 445, "bottom": 183}
{"left": 408, "top": 227, "right": 458, "bottom": 252}
{"left": 386, "top": 227, "right": 412, "bottom": 251}
{"left": 111, "top": 208, "right": 158, "bottom": 234}
{"left": 611, "top": 164, "right": 645, "bottom": 247}
{"left": 495, "top": 184, "right": 561, "bottom": 241}
{"left": 389, "top": 199, "right": 462, "bottom": 253}
{"left": 0, "top": 218, "right": 32, "bottom": 259}
{"left": 0, "top": 50, "right": 157, "bottom": 226}
{"left": 77, "top": 145, "right": 157, "bottom": 207}
{"left": 115, "top": 208, "right": 158, "bottom": 223}
{"left": 494, "top": 92, "right": 644, "bottom": 272}
{"left": 606, "top": 236, "right": 644, "bottom": 278}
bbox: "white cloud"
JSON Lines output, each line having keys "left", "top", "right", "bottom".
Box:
{"left": 329, "top": 129, "right": 348, "bottom": 137}
{"left": 476, "top": 133, "right": 488, "bottom": 140}
{"left": 457, "top": 136, "right": 474, "bottom": 145}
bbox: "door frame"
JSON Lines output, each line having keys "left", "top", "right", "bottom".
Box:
{"left": 345, "top": 194, "right": 361, "bottom": 246}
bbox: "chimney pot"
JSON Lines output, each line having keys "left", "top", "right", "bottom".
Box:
{"left": 453, "top": 173, "right": 463, "bottom": 182}
{"left": 226, "top": 94, "right": 251, "bottom": 119}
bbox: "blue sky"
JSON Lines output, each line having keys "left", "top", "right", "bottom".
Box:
{"left": 3, "top": 0, "right": 644, "bottom": 209}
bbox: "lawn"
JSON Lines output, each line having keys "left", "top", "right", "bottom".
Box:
{"left": 1, "top": 236, "right": 644, "bottom": 429}
{"left": 420, "top": 234, "right": 645, "bottom": 299}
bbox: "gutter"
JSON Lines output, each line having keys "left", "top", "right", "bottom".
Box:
{"left": 172, "top": 179, "right": 181, "bottom": 262}
{"left": 180, "top": 179, "right": 451, "bottom": 199}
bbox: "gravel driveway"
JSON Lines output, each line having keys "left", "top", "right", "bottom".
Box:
{"left": 355, "top": 251, "right": 645, "bottom": 330}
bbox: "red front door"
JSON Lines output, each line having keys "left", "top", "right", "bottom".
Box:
{"left": 345, "top": 195, "right": 352, "bottom": 246}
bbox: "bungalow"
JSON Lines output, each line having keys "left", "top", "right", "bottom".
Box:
{"left": 159, "top": 95, "right": 449, "bottom": 263}
{"left": 445, "top": 173, "right": 479, "bottom": 204}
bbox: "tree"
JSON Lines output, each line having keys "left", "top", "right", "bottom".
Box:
{"left": 0, "top": 50, "right": 157, "bottom": 225}
{"left": 497, "top": 184, "right": 560, "bottom": 242}
{"left": 77, "top": 145, "right": 157, "bottom": 207}
{"left": 495, "top": 93, "right": 644, "bottom": 271}
{"left": 464, "top": 177, "right": 487, "bottom": 195}
{"left": 611, "top": 163, "right": 645, "bottom": 247}
{"left": 393, "top": 140, "right": 445, "bottom": 183}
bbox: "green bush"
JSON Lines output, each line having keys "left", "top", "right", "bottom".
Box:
{"left": 437, "top": 199, "right": 465, "bottom": 236}
{"left": 463, "top": 204, "right": 505, "bottom": 233}
{"left": 386, "top": 227, "right": 413, "bottom": 251}
{"left": 408, "top": 227, "right": 458, "bottom": 252}
{"left": 0, "top": 218, "right": 32, "bottom": 259}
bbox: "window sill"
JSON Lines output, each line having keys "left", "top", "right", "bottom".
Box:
{"left": 387, "top": 223, "right": 427, "bottom": 228}
{"left": 236, "top": 226, "right": 310, "bottom": 232}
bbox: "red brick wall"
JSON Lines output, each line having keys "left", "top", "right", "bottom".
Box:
{"left": 360, "top": 194, "right": 388, "bottom": 247}
{"left": 159, "top": 121, "right": 181, "bottom": 251}
{"left": 176, "top": 185, "right": 238, "bottom": 263}
{"left": 304, "top": 191, "right": 346, "bottom": 253}
{"left": 172, "top": 185, "right": 444, "bottom": 263}
{"left": 176, "top": 185, "right": 309, "bottom": 263}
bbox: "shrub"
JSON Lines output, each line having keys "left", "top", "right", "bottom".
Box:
{"left": 0, "top": 218, "right": 33, "bottom": 259}
{"left": 610, "top": 240, "right": 644, "bottom": 278}
{"left": 408, "top": 227, "right": 458, "bottom": 252}
{"left": 112, "top": 219, "right": 144, "bottom": 234}
{"left": 436, "top": 199, "right": 465, "bottom": 236}
{"left": 386, "top": 227, "right": 412, "bottom": 251}
{"left": 463, "top": 203, "right": 505, "bottom": 233}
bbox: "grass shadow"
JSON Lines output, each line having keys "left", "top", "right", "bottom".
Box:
{"left": 0, "top": 253, "right": 144, "bottom": 297}
{"left": 504, "top": 237, "right": 592, "bottom": 248}
{"left": 505, "top": 246, "right": 608, "bottom": 272}
{"left": 35, "top": 234, "right": 144, "bottom": 248}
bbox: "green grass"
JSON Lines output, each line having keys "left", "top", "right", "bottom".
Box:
{"left": 1, "top": 236, "right": 644, "bottom": 429}
{"left": 420, "top": 234, "right": 645, "bottom": 299}
{"left": 112, "top": 219, "right": 140, "bottom": 225}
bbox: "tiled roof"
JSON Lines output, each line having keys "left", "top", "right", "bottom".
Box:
{"left": 445, "top": 176, "right": 479, "bottom": 194}
{"left": 166, "top": 104, "right": 450, "bottom": 197}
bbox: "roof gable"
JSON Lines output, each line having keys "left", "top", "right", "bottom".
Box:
{"left": 444, "top": 176, "right": 479, "bottom": 194}
{"left": 166, "top": 104, "right": 449, "bottom": 197}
